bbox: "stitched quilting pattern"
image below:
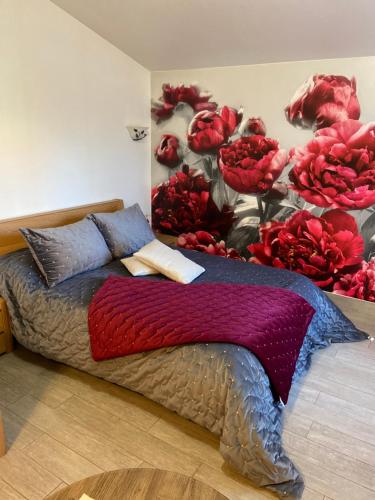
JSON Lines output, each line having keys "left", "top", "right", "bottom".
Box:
{"left": 89, "top": 276, "right": 315, "bottom": 403}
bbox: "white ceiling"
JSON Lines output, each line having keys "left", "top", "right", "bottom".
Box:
{"left": 51, "top": 0, "right": 375, "bottom": 71}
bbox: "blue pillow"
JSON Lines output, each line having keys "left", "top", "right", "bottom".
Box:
{"left": 20, "top": 218, "right": 112, "bottom": 287}
{"left": 89, "top": 203, "right": 155, "bottom": 259}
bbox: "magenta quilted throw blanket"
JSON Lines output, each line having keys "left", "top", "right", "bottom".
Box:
{"left": 88, "top": 275, "right": 315, "bottom": 403}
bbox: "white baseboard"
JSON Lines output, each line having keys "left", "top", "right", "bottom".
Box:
{"left": 325, "top": 291, "right": 374, "bottom": 335}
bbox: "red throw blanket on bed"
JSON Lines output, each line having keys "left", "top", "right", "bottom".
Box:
{"left": 88, "top": 275, "right": 315, "bottom": 403}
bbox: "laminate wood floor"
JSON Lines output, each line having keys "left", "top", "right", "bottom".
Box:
{"left": 0, "top": 333, "right": 374, "bottom": 500}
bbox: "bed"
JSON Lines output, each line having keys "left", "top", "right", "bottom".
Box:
{"left": 0, "top": 199, "right": 368, "bottom": 499}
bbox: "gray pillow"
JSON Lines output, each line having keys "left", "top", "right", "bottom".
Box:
{"left": 20, "top": 218, "right": 112, "bottom": 288}
{"left": 89, "top": 203, "right": 155, "bottom": 259}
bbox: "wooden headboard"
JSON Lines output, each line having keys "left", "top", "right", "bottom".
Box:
{"left": 0, "top": 199, "right": 124, "bottom": 256}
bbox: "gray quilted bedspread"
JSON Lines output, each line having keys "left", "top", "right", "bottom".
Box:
{"left": 0, "top": 248, "right": 368, "bottom": 499}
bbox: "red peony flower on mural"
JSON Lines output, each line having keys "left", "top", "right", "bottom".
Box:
{"left": 218, "top": 135, "right": 288, "bottom": 194}
{"left": 162, "top": 84, "right": 218, "bottom": 111}
{"left": 177, "top": 231, "right": 244, "bottom": 260}
{"left": 285, "top": 74, "right": 360, "bottom": 130}
{"left": 289, "top": 119, "right": 375, "bottom": 210}
{"left": 333, "top": 258, "right": 375, "bottom": 302}
{"left": 241, "top": 117, "right": 266, "bottom": 136}
{"left": 151, "top": 84, "right": 217, "bottom": 122}
{"left": 187, "top": 106, "right": 242, "bottom": 153}
{"left": 152, "top": 165, "right": 235, "bottom": 236}
{"left": 248, "top": 209, "right": 364, "bottom": 288}
{"left": 154, "top": 134, "right": 182, "bottom": 168}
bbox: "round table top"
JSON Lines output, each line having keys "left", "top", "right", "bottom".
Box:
{"left": 45, "top": 467, "right": 228, "bottom": 500}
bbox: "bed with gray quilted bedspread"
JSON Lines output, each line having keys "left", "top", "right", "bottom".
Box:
{"left": 0, "top": 248, "right": 368, "bottom": 499}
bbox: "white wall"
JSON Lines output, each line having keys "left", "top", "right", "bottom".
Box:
{"left": 0, "top": 0, "right": 151, "bottom": 219}
{"left": 151, "top": 56, "right": 375, "bottom": 185}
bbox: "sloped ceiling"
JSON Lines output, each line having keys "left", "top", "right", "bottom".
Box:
{"left": 51, "top": 0, "right": 375, "bottom": 70}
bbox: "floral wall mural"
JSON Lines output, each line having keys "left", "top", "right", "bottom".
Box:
{"left": 151, "top": 60, "right": 375, "bottom": 303}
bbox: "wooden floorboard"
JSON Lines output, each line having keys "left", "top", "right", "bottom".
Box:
{"left": 0, "top": 340, "right": 374, "bottom": 499}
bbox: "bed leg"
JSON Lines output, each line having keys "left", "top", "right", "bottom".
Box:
{"left": 0, "top": 297, "right": 13, "bottom": 354}
{"left": 5, "top": 332, "right": 14, "bottom": 353}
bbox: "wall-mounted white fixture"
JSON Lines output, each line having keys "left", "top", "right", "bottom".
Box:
{"left": 126, "top": 126, "right": 149, "bottom": 141}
